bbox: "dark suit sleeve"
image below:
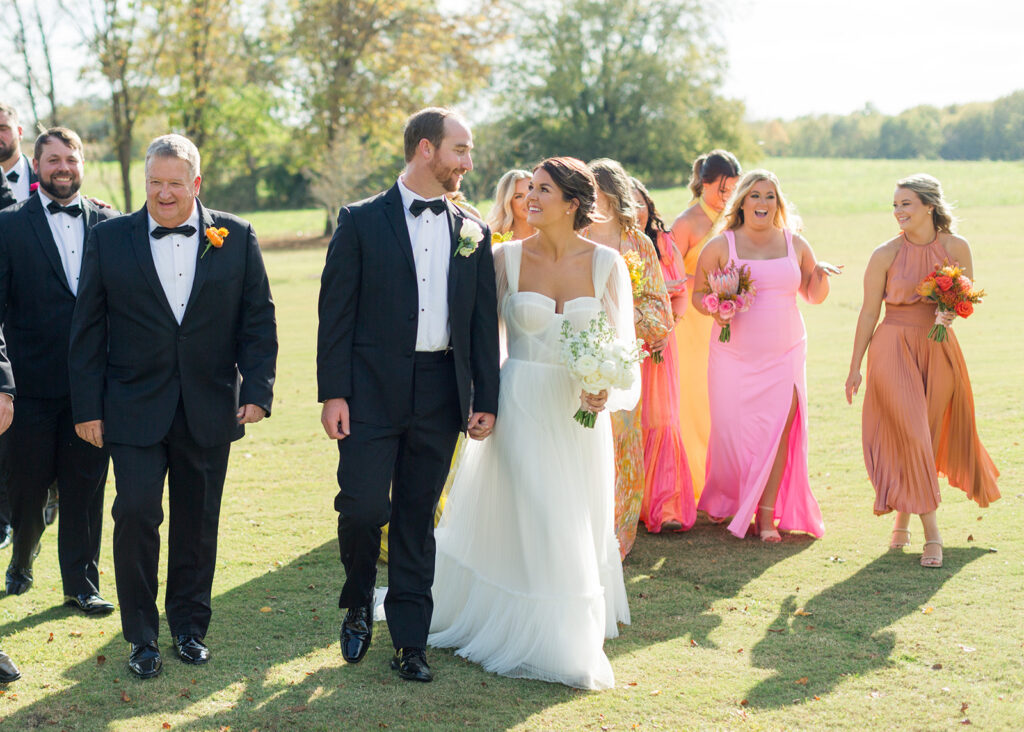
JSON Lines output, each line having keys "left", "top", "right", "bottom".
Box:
{"left": 236, "top": 223, "right": 278, "bottom": 415}
{"left": 316, "top": 206, "right": 361, "bottom": 403}
{"left": 68, "top": 228, "right": 107, "bottom": 423}
{"left": 0, "top": 217, "right": 14, "bottom": 396}
{"left": 469, "top": 225, "right": 500, "bottom": 415}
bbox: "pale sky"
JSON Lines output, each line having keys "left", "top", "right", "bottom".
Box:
{"left": 720, "top": 0, "right": 1024, "bottom": 119}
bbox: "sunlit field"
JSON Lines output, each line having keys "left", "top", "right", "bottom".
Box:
{"left": 1, "top": 158, "right": 1020, "bottom": 730}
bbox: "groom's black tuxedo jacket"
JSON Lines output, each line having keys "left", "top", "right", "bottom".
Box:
{"left": 0, "top": 156, "right": 38, "bottom": 210}
{"left": 0, "top": 193, "right": 119, "bottom": 398}
{"left": 69, "top": 202, "right": 278, "bottom": 448}
{"left": 317, "top": 184, "right": 500, "bottom": 430}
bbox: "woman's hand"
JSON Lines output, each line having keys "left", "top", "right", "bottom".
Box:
{"left": 845, "top": 370, "right": 862, "bottom": 405}
{"left": 816, "top": 261, "right": 844, "bottom": 277}
{"left": 580, "top": 389, "right": 609, "bottom": 413}
{"left": 937, "top": 308, "right": 955, "bottom": 328}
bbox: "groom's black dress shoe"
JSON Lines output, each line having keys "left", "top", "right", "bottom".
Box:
{"left": 64, "top": 593, "right": 115, "bottom": 616}
{"left": 127, "top": 641, "right": 162, "bottom": 679}
{"left": 174, "top": 635, "right": 210, "bottom": 665}
{"left": 340, "top": 605, "right": 373, "bottom": 663}
{"left": 4, "top": 564, "right": 32, "bottom": 595}
{"left": 390, "top": 647, "right": 433, "bottom": 682}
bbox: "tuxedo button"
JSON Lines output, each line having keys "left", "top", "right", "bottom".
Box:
{"left": 408, "top": 314, "right": 415, "bottom": 321}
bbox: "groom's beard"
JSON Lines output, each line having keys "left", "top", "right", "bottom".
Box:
{"left": 430, "top": 159, "right": 465, "bottom": 193}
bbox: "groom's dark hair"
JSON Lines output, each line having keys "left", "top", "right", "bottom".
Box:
{"left": 404, "top": 107, "right": 464, "bottom": 162}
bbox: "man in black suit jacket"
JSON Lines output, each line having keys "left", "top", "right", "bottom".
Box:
{"left": 317, "top": 108, "right": 500, "bottom": 682}
{"left": 69, "top": 134, "right": 277, "bottom": 679}
{"left": 0, "top": 128, "right": 118, "bottom": 610}
{"left": 0, "top": 285, "right": 18, "bottom": 682}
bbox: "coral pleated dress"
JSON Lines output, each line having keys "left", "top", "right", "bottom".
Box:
{"left": 862, "top": 235, "right": 1000, "bottom": 514}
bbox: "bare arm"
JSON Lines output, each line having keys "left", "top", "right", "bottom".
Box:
{"left": 690, "top": 234, "right": 730, "bottom": 327}
{"left": 795, "top": 234, "right": 842, "bottom": 304}
{"left": 845, "top": 245, "right": 895, "bottom": 404}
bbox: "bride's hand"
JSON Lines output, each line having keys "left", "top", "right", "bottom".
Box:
{"left": 581, "top": 389, "right": 608, "bottom": 413}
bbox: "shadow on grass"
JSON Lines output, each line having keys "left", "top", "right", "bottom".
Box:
{"left": 608, "top": 519, "right": 816, "bottom": 656}
{"left": 1, "top": 540, "right": 585, "bottom": 731}
{"left": 743, "top": 546, "right": 988, "bottom": 709}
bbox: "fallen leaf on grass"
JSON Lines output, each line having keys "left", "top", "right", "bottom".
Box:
{"left": 259, "top": 607, "right": 273, "bottom": 613}
{"left": 805, "top": 625, "right": 815, "bottom": 631}
{"left": 739, "top": 699, "right": 749, "bottom": 706}
{"left": 162, "top": 724, "right": 172, "bottom": 730}
{"left": 795, "top": 677, "right": 809, "bottom": 686}
{"left": 967, "top": 534, "right": 974, "bottom": 542}
{"left": 961, "top": 702, "right": 970, "bottom": 714}
{"left": 97, "top": 655, "right": 106, "bottom": 666}
{"left": 961, "top": 720, "right": 972, "bottom": 726}
{"left": 767, "top": 627, "right": 785, "bottom": 634}
{"left": 288, "top": 705, "right": 308, "bottom": 713}
{"left": 650, "top": 690, "right": 661, "bottom": 696}
{"left": 813, "top": 695, "right": 821, "bottom": 701}
{"left": 47, "top": 632, "right": 54, "bottom": 643}
{"left": 932, "top": 663, "right": 943, "bottom": 670}
{"left": 627, "top": 681, "right": 638, "bottom": 687}
{"left": 178, "top": 689, "right": 191, "bottom": 699}
{"left": 794, "top": 608, "right": 812, "bottom": 617}
{"left": 958, "top": 644, "right": 976, "bottom": 653}
{"left": 120, "top": 690, "right": 131, "bottom": 703}
{"left": 922, "top": 606, "right": 934, "bottom": 614}
{"left": 826, "top": 556, "right": 846, "bottom": 563}
{"left": 736, "top": 648, "right": 744, "bottom": 653}
{"left": 690, "top": 639, "right": 698, "bottom": 647}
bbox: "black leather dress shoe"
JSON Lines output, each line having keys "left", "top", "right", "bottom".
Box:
{"left": 4, "top": 564, "right": 32, "bottom": 595}
{"left": 390, "top": 647, "right": 433, "bottom": 682}
{"left": 44, "top": 487, "right": 58, "bottom": 526}
{"left": 340, "top": 605, "right": 373, "bottom": 663}
{"left": 174, "top": 635, "right": 210, "bottom": 665}
{"left": 127, "top": 641, "right": 162, "bottom": 679}
{"left": 0, "top": 522, "right": 12, "bottom": 550}
{"left": 0, "top": 651, "right": 20, "bottom": 683}
{"left": 64, "top": 593, "right": 115, "bottom": 616}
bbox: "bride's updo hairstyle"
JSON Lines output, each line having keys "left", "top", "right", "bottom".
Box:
{"left": 896, "top": 173, "right": 957, "bottom": 234}
{"left": 534, "top": 156, "right": 598, "bottom": 231}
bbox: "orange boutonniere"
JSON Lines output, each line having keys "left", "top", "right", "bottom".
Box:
{"left": 202, "top": 226, "right": 228, "bottom": 258}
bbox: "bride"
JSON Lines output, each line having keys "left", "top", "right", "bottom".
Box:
{"left": 428, "top": 157, "right": 638, "bottom": 690}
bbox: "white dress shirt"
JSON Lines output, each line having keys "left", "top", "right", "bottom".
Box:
{"left": 38, "top": 190, "right": 86, "bottom": 295}
{"left": 149, "top": 206, "right": 200, "bottom": 324}
{"left": 5, "top": 155, "right": 31, "bottom": 202}
{"left": 397, "top": 176, "right": 451, "bottom": 351}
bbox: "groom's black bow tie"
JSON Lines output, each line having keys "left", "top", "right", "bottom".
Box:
{"left": 46, "top": 201, "right": 83, "bottom": 217}
{"left": 5, "top": 170, "right": 18, "bottom": 183}
{"left": 151, "top": 224, "right": 197, "bottom": 240}
{"left": 409, "top": 198, "right": 446, "bottom": 217}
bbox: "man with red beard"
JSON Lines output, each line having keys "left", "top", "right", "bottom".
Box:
{"left": 318, "top": 107, "right": 499, "bottom": 682}
{"left": 0, "top": 128, "right": 118, "bottom": 614}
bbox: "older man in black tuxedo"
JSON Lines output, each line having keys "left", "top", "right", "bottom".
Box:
{"left": 318, "top": 108, "right": 500, "bottom": 682}
{"left": 69, "top": 134, "right": 277, "bottom": 679}
{"left": 0, "top": 128, "right": 119, "bottom": 610}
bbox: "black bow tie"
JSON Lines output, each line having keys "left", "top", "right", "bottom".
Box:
{"left": 46, "top": 201, "right": 83, "bottom": 217}
{"left": 409, "top": 198, "right": 447, "bottom": 217}
{"left": 151, "top": 224, "right": 197, "bottom": 240}
{"left": 5, "top": 170, "right": 18, "bottom": 183}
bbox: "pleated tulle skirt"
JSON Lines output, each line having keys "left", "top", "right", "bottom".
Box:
{"left": 862, "top": 305, "right": 1000, "bottom": 514}
{"left": 428, "top": 357, "right": 629, "bottom": 690}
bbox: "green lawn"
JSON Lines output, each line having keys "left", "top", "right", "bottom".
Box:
{"left": 1, "top": 158, "right": 1021, "bottom": 730}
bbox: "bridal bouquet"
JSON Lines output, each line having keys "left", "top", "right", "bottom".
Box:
{"left": 560, "top": 312, "right": 646, "bottom": 428}
{"left": 622, "top": 249, "right": 663, "bottom": 363}
{"left": 915, "top": 260, "right": 985, "bottom": 342}
{"left": 701, "top": 261, "right": 756, "bottom": 343}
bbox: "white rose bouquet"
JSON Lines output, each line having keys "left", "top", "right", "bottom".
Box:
{"left": 560, "top": 311, "right": 647, "bottom": 428}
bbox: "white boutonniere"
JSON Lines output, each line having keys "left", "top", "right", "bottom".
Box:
{"left": 455, "top": 219, "right": 484, "bottom": 257}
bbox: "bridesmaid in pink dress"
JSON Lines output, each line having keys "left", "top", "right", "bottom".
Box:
{"left": 630, "top": 178, "right": 695, "bottom": 532}
{"left": 691, "top": 170, "right": 842, "bottom": 541}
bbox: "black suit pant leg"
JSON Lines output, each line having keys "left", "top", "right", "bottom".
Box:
{"left": 7, "top": 397, "right": 108, "bottom": 593}
{"left": 109, "top": 405, "right": 229, "bottom": 644}
{"left": 383, "top": 354, "right": 461, "bottom": 650}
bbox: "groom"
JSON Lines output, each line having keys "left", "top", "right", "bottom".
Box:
{"left": 317, "top": 108, "right": 500, "bottom": 682}
{"left": 69, "top": 134, "right": 277, "bottom": 679}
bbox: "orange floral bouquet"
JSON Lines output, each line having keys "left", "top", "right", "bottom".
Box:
{"left": 915, "top": 260, "right": 984, "bottom": 342}
{"left": 622, "top": 249, "right": 663, "bottom": 363}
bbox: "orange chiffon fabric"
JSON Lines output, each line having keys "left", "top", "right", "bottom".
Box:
{"left": 674, "top": 199, "right": 718, "bottom": 499}
{"left": 639, "top": 232, "right": 695, "bottom": 533}
{"left": 862, "top": 236, "right": 1000, "bottom": 514}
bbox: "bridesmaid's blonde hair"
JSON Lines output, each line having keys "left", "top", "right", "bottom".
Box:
{"left": 720, "top": 169, "right": 796, "bottom": 232}
{"left": 485, "top": 169, "right": 531, "bottom": 234}
{"left": 895, "top": 174, "right": 957, "bottom": 234}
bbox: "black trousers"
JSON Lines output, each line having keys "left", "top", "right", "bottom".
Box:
{"left": 6, "top": 396, "right": 108, "bottom": 595}
{"left": 108, "top": 400, "right": 230, "bottom": 645}
{"left": 335, "top": 351, "right": 462, "bottom": 650}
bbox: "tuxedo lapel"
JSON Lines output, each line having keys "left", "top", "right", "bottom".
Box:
{"left": 446, "top": 202, "right": 462, "bottom": 312}
{"left": 25, "top": 194, "right": 74, "bottom": 295}
{"left": 182, "top": 202, "right": 215, "bottom": 322}
{"left": 382, "top": 185, "right": 416, "bottom": 275}
{"left": 131, "top": 206, "right": 178, "bottom": 323}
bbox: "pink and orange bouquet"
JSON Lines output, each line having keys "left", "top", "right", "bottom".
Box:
{"left": 915, "top": 260, "right": 984, "bottom": 342}
{"left": 701, "top": 261, "right": 756, "bottom": 343}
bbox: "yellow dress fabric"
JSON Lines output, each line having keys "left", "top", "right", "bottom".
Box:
{"left": 380, "top": 434, "right": 465, "bottom": 563}
{"left": 674, "top": 198, "right": 719, "bottom": 500}
{"left": 609, "top": 227, "right": 674, "bottom": 557}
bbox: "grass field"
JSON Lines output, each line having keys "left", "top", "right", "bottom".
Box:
{"left": 0, "top": 158, "right": 1021, "bottom": 730}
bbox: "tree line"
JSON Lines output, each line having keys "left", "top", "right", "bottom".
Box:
{"left": 1, "top": 0, "right": 756, "bottom": 228}
{"left": 752, "top": 91, "right": 1024, "bottom": 162}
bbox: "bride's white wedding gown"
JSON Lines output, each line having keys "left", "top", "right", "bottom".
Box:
{"left": 427, "top": 241, "right": 637, "bottom": 690}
